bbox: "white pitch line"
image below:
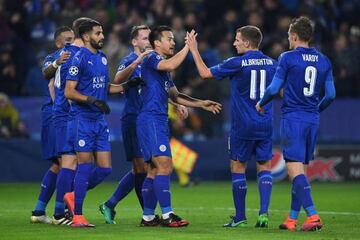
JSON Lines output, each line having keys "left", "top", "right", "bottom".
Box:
{"left": 1, "top": 207, "right": 360, "bottom": 216}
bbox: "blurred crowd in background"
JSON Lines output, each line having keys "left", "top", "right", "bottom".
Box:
{"left": 0, "top": 0, "right": 359, "bottom": 139}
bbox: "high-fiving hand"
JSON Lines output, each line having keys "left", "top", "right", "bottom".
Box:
{"left": 185, "top": 29, "right": 198, "bottom": 51}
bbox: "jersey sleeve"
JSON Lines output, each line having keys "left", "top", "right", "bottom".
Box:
{"left": 149, "top": 53, "right": 163, "bottom": 70}
{"left": 209, "top": 57, "right": 240, "bottom": 80}
{"left": 273, "top": 52, "right": 289, "bottom": 81}
{"left": 66, "top": 53, "right": 82, "bottom": 81}
{"left": 117, "top": 57, "right": 132, "bottom": 72}
{"left": 41, "top": 54, "right": 54, "bottom": 73}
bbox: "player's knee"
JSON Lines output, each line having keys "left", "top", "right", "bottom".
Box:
{"left": 230, "top": 160, "right": 246, "bottom": 173}
{"left": 256, "top": 160, "right": 271, "bottom": 172}
{"left": 132, "top": 158, "right": 146, "bottom": 173}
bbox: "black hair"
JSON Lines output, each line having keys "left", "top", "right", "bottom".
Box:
{"left": 54, "top": 26, "right": 72, "bottom": 40}
{"left": 149, "top": 25, "right": 172, "bottom": 48}
{"left": 78, "top": 20, "right": 102, "bottom": 40}
{"left": 72, "top": 17, "right": 93, "bottom": 38}
{"left": 289, "top": 16, "right": 314, "bottom": 42}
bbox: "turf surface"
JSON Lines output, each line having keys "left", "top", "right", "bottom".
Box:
{"left": 0, "top": 182, "right": 359, "bottom": 240}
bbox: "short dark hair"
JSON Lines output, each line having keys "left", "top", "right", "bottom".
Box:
{"left": 289, "top": 16, "right": 314, "bottom": 42}
{"left": 131, "top": 25, "right": 150, "bottom": 40}
{"left": 54, "top": 26, "right": 72, "bottom": 40}
{"left": 72, "top": 17, "right": 94, "bottom": 38}
{"left": 149, "top": 25, "right": 172, "bottom": 48}
{"left": 78, "top": 20, "right": 102, "bottom": 39}
{"left": 236, "top": 26, "right": 263, "bottom": 48}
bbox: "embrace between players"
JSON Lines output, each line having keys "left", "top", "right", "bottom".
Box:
{"left": 31, "top": 16, "right": 335, "bottom": 231}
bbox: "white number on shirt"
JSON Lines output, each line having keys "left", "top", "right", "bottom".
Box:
{"left": 304, "top": 66, "right": 317, "bottom": 97}
{"left": 54, "top": 66, "right": 61, "bottom": 89}
{"left": 250, "top": 69, "right": 266, "bottom": 100}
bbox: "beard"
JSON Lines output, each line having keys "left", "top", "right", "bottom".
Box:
{"left": 90, "top": 39, "right": 103, "bottom": 49}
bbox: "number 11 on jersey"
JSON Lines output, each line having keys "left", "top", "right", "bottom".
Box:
{"left": 250, "top": 69, "right": 266, "bottom": 100}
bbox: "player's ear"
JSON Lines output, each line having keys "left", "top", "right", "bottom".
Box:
{"left": 154, "top": 39, "right": 161, "bottom": 48}
{"left": 55, "top": 39, "right": 61, "bottom": 49}
{"left": 83, "top": 33, "right": 90, "bottom": 42}
{"left": 132, "top": 38, "right": 137, "bottom": 47}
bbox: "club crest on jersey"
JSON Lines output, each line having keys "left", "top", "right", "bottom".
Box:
{"left": 44, "top": 61, "right": 52, "bottom": 67}
{"left": 69, "top": 66, "right": 79, "bottom": 76}
{"left": 159, "top": 144, "right": 167, "bottom": 152}
{"left": 78, "top": 139, "right": 85, "bottom": 147}
{"left": 102, "top": 57, "right": 107, "bottom": 65}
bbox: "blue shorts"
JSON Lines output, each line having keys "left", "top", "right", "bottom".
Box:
{"left": 74, "top": 116, "right": 111, "bottom": 152}
{"left": 62, "top": 116, "right": 76, "bottom": 155}
{"left": 280, "top": 117, "right": 319, "bottom": 164}
{"left": 122, "top": 116, "right": 143, "bottom": 161}
{"left": 53, "top": 115, "right": 76, "bottom": 155}
{"left": 136, "top": 115, "right": 171, "bottom": 162}
{"left": 229, "top": 132, "right": 272, "bottom": 162}
{"left": 41, "top": 110, "right": 57, "bottom": 161}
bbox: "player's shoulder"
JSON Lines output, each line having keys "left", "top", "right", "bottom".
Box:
{"left": 314, "top": 49, "right": 331, "bottom": 66}
{"left": 279, "top": 50, "right": 296, "bottom": 59}
{"left": 65, "top": 44, "right": 80, "bottom": 54}
{"left": 144, "top": 51, "right": 163, "bottom": 64}
{"left": 222, "top": 56, "right": 242, "bottom": 66}
{"left": 121, "top": 51, "right": 137, "bottom": 64}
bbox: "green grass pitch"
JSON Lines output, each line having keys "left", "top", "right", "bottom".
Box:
{"left": 0, "top": 182, "right": 359, "bottom": 240}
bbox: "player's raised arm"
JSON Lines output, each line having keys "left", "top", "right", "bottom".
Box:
{"left": 169, "top": 86, "right": 222, "bottom": 114}
{"left": 114, "top": 49, "right": 152, "bottom": 84}
{"left": 186, "top": 32, "right": 213, "bottom": 79}
{"left": 155, "top": 30, "right": 196, "bottom": 72}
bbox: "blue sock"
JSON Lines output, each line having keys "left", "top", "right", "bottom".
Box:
{"left": 34, "top": 169, "right": 57, "bottom": 214}
{"left": 289, "top": 183, "right": 301, "bottom": 219}
{"left": 154, "top": 175, "right": 172, "bottom": 215}
{"left": 232, "top": 173, "right": 247, "bottom": 222}
{"left": 134, "top": 173, "right": 146, "bottom": 209}
{"left": 105, "top": 171, "right": 135, "bottom": 209}
{"left": 257, "top": 170, "right": 272, "bottom": 215}
{"left": 142, "top": 177, "right": 158, "bottom": 216}
{"left": 74, "top": 163, "right": 92, "bottom": 215}
{"left": 87, "top": 167, "right": 112, "bottom": 190}
{"left": 293, "top": 174, "right": 317, "bottom": 217}
{"left": 54, "top": 168, "right": 75, "bottom": 216}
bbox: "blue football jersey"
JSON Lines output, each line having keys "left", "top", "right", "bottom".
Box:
{"left": 41, "top": 50, "right": 62, "bottom": 110}
{"left": 139, "top": 51, "right": 175, "bottom": 117}
{"left": 117, "top": 52, "right": 142, "bottom": 118}
{"left": 66, "top": 47, "right": 110, "bottom": 117}
{"left": 275, "top": 47, "right": 333, "bottom": 119}
{"left": 53, "top": 44, "right": 80, "bottom": 117}
{"left": 210, "top": 50, "right": 277, "bottom": 139}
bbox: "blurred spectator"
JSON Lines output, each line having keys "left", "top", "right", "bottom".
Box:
{"left": 1, "top": 0, "right": 359, "bottom": 138}
{"left": 0, "top": 45, "right": 18, "bottom": 95}
{"left": 25, "top": 51, "right": 47, "bottom": 96}
{"left": 0, "top": 92, "right": 28, "bottom": 138}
